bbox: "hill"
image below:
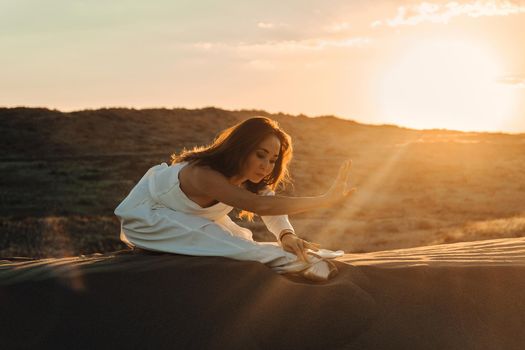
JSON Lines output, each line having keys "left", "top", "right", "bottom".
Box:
{"left": 1, "top": 106, "right": 525, "bottom": 257}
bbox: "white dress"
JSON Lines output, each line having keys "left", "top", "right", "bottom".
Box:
{"left": 114, "top": 161, "right": 343, "bottom": 274}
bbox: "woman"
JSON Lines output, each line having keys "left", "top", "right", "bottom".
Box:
{"left": 114, "top": 117, "right": 355, "bottom": 281}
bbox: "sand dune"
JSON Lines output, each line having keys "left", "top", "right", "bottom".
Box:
{"left": 1, "top": 238, "right": 525, "bottom": 349}
{"left": 339, "top": 236, "right": 525, "bottom": 267}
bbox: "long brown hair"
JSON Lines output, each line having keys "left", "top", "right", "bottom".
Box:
{"left": 170, "top": 117, "right": 293, "bottom": 221}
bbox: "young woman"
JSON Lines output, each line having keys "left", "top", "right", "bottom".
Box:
{"left": 114, "top": 117, "right": 355, "bottom": 281}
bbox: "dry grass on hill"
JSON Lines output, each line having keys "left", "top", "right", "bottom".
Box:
{"left": 1, "top": 107, "right": 524, "bottom": 257}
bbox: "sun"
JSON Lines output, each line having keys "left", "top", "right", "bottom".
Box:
{"left": 377, "top": 38, "right": 516, "bottom": 132}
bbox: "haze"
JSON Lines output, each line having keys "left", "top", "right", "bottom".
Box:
{"left": 1, "top": 0, "right": 524, "bottom": 132}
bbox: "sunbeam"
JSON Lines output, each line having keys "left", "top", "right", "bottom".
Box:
{"left": 324, "top": 140, "right": 415, "bottom": 250}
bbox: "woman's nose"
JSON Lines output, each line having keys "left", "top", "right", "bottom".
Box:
{"left": 261, "top": 160, "right": 271, "bottom": 169}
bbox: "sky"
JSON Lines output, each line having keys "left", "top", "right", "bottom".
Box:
{"left": 1, "top": 0, "right": 525, "bottom": 132}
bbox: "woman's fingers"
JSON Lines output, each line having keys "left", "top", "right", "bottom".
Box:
{"left": 292, "top": 240, "right": 309, "bottom": 262}
{"left": 337, "top": 160, "right": 350, "bottom": 179}
{"left": 293, "top": 248, "right": 307, "bottom": 262}
{"left": 345, "top": 161, "right": 352, "bottom": 175}
{"left": 339, "top": 160, "right": 352, "bottom": 185}
{"left": 298, "top": 240, "right": 323, "bottom": 261}
{"left": 344, "top": 159, "right": 352, "bottom": 172}
{"left": 300, "top": 243, "right": 310, "bottom": 262}
{"left": 304, "top": 241, "right": 321, "bottom": 251}
{"left": 344, "top": 163, "right": 352, "bottom": 191}
{"left": 340, "top": 161, "right": 347, "bottom": 172}
{"left": 344, "top": 187, "right": 357, "bottom": 196}
{"left": 334, "top": 168, "right": 344, "bottom": 184}
{"left": 284, "top": 237, "right": 323, "bottom": 261}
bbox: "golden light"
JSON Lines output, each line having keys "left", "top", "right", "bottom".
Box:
{"left": 377, "top": 39, "right": 516, "bottom": 132}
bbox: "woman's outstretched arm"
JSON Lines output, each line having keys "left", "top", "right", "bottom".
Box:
{"left": 189, "top": 160, "right": 355, "bottom": 216}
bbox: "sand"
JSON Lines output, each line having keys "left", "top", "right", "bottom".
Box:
{"left": 1, "top": 237, "right": 525, "bottom": 349}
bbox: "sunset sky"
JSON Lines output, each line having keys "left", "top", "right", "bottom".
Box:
{"left": 2, "top": 0, "right": 525, "bottom": 132}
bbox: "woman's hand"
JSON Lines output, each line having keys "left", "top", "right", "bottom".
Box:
{"left": 280, "top": 233, "right": 321, "bottom": 263}
{"left": 323, "top": 159, "right": 356, "bottom": 207}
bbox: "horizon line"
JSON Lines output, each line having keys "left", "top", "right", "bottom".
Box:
{"left": 1, "top": 104, "right": 524, "bottom": 136}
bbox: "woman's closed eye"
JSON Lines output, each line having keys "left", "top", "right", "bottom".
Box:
{"left": 257, "top": 153, "right": 277, "bottom": 164}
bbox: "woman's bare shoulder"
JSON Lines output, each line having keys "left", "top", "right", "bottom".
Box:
{"left": 182, "top": 164, "right": 260, "bottom": 211}
{"left": 186, "top": 163, "right": 225, "bottom": 180}
{"left": 177, "top": 163, "right": 230, "bottom": 207}
{"left": 181, "top": 163, "right": 231, "bottom": 193}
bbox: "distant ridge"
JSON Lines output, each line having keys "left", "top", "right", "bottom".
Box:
{"left": 2, "top": 106, "right": 521, "bottom": 160}
{"left": 1, "top": 106, "right": 525, "bottom": 257}
{"left": 0, "top": 106, "right": 401, "bottom": 160}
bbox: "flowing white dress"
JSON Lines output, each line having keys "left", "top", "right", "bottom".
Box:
{"left": 114, "top": 161, "right": 343, "bottom": 275}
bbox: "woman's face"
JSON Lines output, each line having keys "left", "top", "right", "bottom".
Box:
{"left": 242, "top": 135, "right": 281, "bottom": 183}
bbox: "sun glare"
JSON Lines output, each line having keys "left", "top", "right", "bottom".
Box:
{"left": 377, "top": 39, "right": 516, "bottom": 132}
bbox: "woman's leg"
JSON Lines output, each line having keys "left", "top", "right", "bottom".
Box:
{"left": 120, "top": 208, "right": 300, "bottom": 268}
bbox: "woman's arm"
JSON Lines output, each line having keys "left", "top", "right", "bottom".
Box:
{"left": 189, "top": 160, "right": 355, "bottom": 216}
{"left": 259, "top": 188, "right": 296, "bottom": 240}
